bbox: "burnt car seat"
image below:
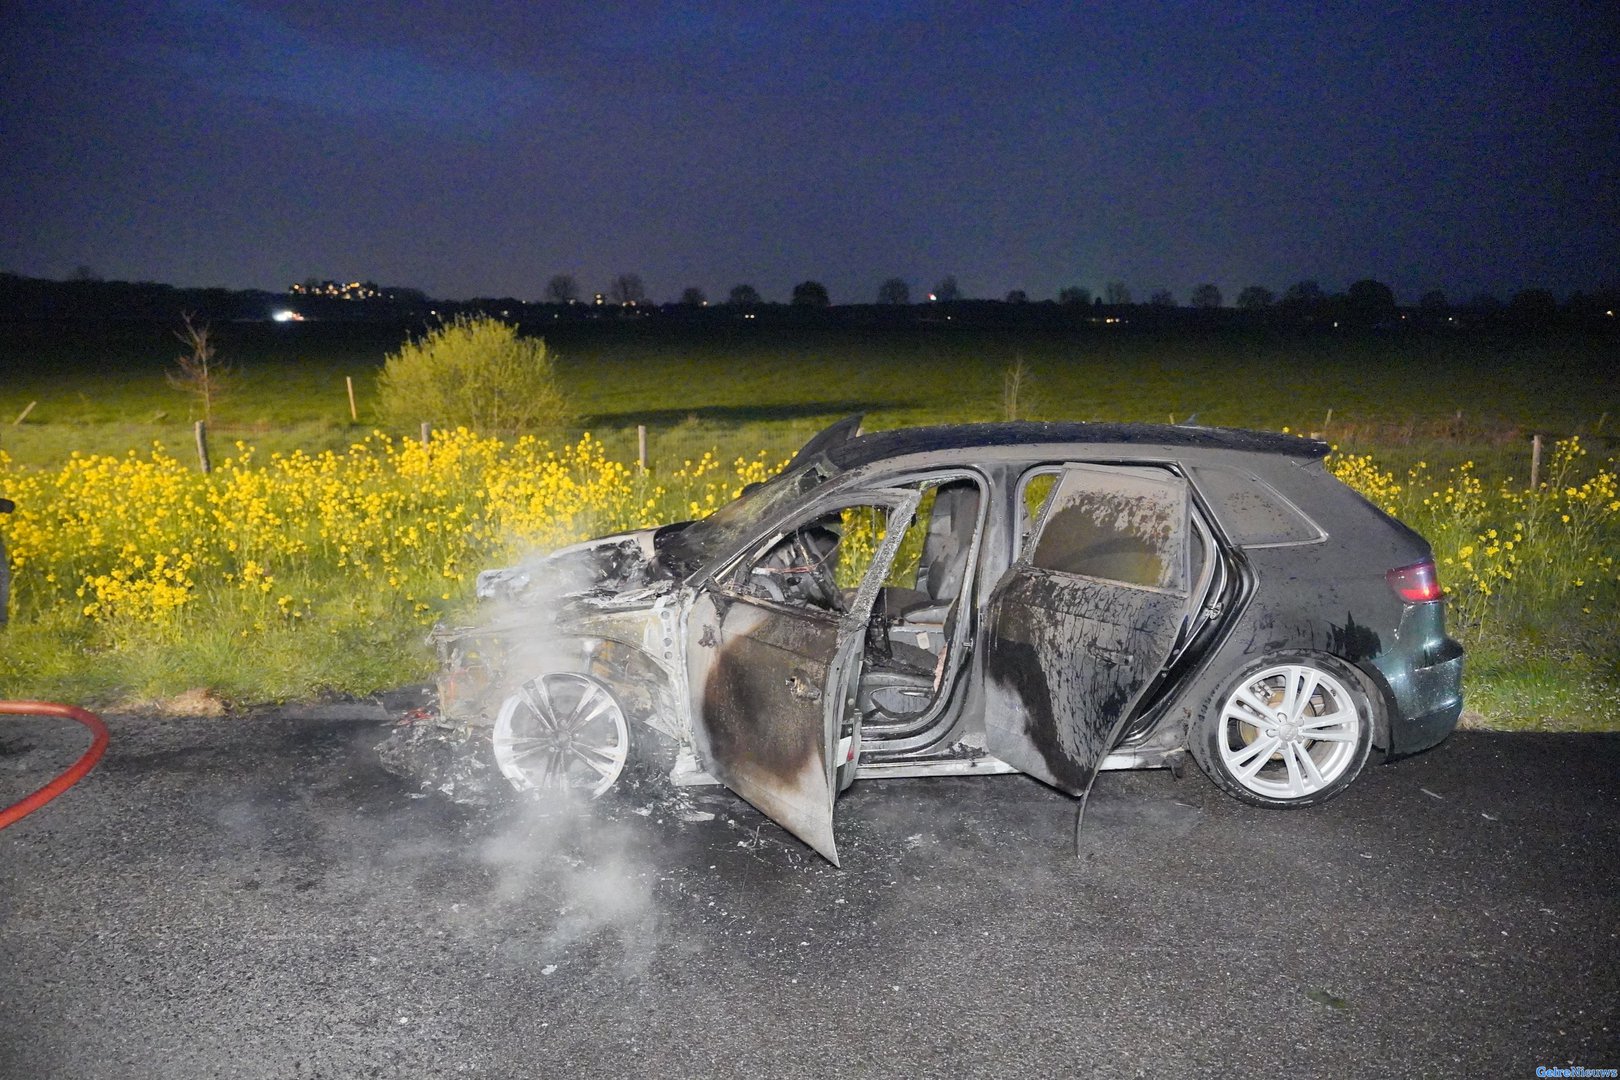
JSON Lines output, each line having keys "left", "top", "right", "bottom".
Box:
{"left": 884, "top": 480, "right": 979, "bottom": 626}
{"left": 858, "top": 598, "right": 961, "bottom": 724}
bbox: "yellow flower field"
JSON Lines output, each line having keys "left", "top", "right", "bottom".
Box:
{"left": 1327, "top": 436, "right": 1619, "bottom": 636}
{"left": 0, "top": 429, "right": 1614, "bottom": 722}
{"left": 0, "top": 430, "right": 780, "bottom": 701}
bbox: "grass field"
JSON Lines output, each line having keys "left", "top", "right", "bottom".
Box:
{"left": 1, "top": 316, "right": 1616, "bottom": 727}
{"left": 3, "top": 318, "right": 1615, "bottom": 470}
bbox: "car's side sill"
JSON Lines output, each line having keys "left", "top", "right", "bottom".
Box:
{"left": 667, "top": 746, "right": 1176, "bottom": 788}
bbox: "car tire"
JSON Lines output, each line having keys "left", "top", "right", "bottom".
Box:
{"left": 492, "top": 672, "right": 633, "bottom": 799}
{"left": 1190, "top": 654, "right": 1376, "bottom": 808}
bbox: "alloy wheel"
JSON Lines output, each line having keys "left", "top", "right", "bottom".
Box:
{"left": 492, "top": 672, "right": 630, "bottom": 798}
{"left": 1215, "top": 662, "right": 1364, "bottom": 801}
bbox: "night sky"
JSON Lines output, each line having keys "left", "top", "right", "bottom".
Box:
{"left": 3, "top": 1, "right": 1614, "bottom": 304}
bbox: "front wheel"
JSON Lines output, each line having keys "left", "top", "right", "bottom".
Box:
{"left": 492, "top": 672, "right": 631, "bottom": 798}
{"left": 1190, "top": 656, "right": 1376, "bottom": 808}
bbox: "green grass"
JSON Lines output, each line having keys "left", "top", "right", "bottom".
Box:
{"left": 4, "top": 319, "right": 1615, "bottom": 471}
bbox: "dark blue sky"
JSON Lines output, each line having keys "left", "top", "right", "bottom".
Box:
{"left": 3, "top": 1, "right": 1614, "bottom": 304}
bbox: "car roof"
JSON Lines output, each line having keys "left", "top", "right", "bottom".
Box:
{"left": 823, "top": 421, "right": 1328, "bottom": 471}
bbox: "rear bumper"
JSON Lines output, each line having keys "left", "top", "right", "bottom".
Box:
{"left": 1391, "top": 694, "right": 1464, "bottom": 758}
{"left": 1382, "top": 640, "right": 1464, "bottom": 759}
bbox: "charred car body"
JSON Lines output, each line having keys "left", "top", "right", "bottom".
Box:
{"left": 434, "top": 419, "right": 1463, "bottom": 864}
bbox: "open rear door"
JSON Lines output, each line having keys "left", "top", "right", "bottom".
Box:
{"left": 685, "top": 488, "right": 919, "bottom": 864}
{"left": 982, "top": 464, "right": 1192, "bottom": 793}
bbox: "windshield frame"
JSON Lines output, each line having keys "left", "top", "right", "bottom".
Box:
{"left": 659, "top": 455, "right": 838, "bottom": 581}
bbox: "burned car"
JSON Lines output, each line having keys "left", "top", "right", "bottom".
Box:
{"left": 434, "top": 419, "right": 1463, "bottom": 863}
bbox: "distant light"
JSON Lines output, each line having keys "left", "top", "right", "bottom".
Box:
{"left": 272, "top": 309, "right": 304, "bottom": 322}
{"left": 927, "top": 293, "right": 937, "bottom": 302}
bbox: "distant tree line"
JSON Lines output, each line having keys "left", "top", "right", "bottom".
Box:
{"left": 0, "top": 270, "right": 1613, "bottom": 328}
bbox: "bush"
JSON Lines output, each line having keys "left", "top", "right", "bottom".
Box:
{"left": 376, "top": 316, "right": 571, "bottom": 436}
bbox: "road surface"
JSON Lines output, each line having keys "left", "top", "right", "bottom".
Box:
{"left": 2, "top": 705, "right": 1615, "bottom": 1078}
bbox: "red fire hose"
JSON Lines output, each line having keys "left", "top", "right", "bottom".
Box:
{"left": 0, "top": 701, "right": 109, "bottom": 829}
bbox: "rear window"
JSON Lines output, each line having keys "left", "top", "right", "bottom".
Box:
{"left": 1029, "top": 465, "right": 1187, "bottom": 591}
{"left": 1191, "top": 467, "right": 1322, "bottom": 546}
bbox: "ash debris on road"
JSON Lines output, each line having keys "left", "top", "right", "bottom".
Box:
{"left": 375, "top": 717, "right": 505, "bottom": 806}
{"left": 368, "top": 684, "right": 505, "bottom": 807}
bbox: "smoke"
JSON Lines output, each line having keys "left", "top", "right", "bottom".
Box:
{"left": 387, "top": 530, "right": 686, "bottom": 973}
{"left": 458, "top": 793, "right": 662, "bottom": 974}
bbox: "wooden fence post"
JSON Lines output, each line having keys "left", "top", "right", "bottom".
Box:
{"left": 345, "top": 376, "right": 358, "bottom": 422}
{"left": 194, "top": 420, "right": 211, "bottom": 474}
{"left": 637, "top": 424, "right": 648, "bottom": 474}
{"left": 421, "top": 421, "right": 431, "bottom": 447}
{"left": 13, "top": 401, "right": 36, "bottom": 426}
{"left": 1530, "top": 434, "right": 1543, "bottom": 489}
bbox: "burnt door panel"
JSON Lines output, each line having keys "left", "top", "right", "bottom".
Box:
{"left": 983, "top": 465, "right": 1190, "bottom": 794}
{"left": 685, "top": 488, "right": 919, "bottom": 865}
{"left": 688, "top": 592, "right": 844, "bottom": 859}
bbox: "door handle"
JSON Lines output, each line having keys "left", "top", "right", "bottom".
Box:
{"left": 786, "top": 674, "right": 823, "bottom": 702}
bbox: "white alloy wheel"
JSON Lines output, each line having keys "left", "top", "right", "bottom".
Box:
{"left": 1214, "top": 662, "right": 1367, "bottom": 803}
{"left": 492, "top": 672, "right": 630, "bottom": 798}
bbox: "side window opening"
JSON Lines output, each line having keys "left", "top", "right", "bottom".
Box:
{"left": 1015, "top": 468, "right": 1061, "bottom": 554}
{"left": 860, "top": 475, "right": 985, "bottom": 731}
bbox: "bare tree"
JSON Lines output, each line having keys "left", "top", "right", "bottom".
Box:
{"left": 728, "top": 283, "right": 762, "bottom": 306}
{"left": 932, "top": 275, "right": 961, "bottom": 302}
{"left": 1057, "top": 286, "right": 1092, "bottom": 306}
{"left": 679, "top": 286, "right": 707, "bottom": 306}
{"left": 166, "top": 313, "right": 232, "bottom": 423}
{"left": 545, "top": 274, "right": 580, "bottom": 304}
{"left": 1005, "top": 289, "right": 1029, "bottom": 304}
{"left": 1149, "top": 289, "right": 1176, "bottom": 308}
{"left": 877, "top": 277, "right": 910, "bottom": 305}
{"left": 1190, "top": 283, "right": 1223, "bottom": 309}
{"left": 609, "top": 273, "right": 646, "bottom": 305}
{"left": 1002, "top": 355, "right": 1033, "bottom": 421}
{"left": 1104, "top": 281, "right": 1132, "bottom": 306}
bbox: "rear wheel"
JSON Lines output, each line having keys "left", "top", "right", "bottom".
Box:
{"left": 1191, "top": 655, "right": 1375, "bottom": 807}
{"left": 492, "top": 672, "right": 631, "bottom": 798}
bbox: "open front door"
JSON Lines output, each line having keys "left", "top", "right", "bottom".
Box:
{"left": 685, "top": 488, "right": 919, "bottom": 864}
{"left": 982, "top": 464, "right": 1192, "bottom": 794}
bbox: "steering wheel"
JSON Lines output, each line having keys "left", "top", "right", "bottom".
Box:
{"left": 788, "top": 530, "right": 842, "bottom": 611}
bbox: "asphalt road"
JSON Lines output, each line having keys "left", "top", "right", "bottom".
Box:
{"left": 2, "top": 705, "right": 1616, "bottom": 1079}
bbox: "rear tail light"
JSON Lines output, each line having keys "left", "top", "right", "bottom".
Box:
{"left": 1387, "top": 559, "right": 1443, "bottom": 603}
